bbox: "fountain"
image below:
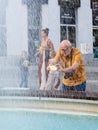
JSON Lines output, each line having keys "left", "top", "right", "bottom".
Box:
{"left": 0, "top": 0, "right": 98, "bottom": 129}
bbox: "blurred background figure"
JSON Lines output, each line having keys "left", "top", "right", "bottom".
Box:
{"left": 19, "top": 50, "right": 29, "bottom": 88}
{"left": 35, "top": 28, "right": 54, "bottom": 90}
{"left": 45, "top": 51, "right": 61, "bottom": 91}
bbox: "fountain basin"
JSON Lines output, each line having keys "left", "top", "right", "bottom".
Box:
{"left": 0, "top": 109, "right": 98, "bottom": 130}
{"left": 0, "top": 96, "right": 98, "bottom": 130}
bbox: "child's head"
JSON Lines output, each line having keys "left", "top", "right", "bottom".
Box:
{"left": 21, "top": 50, "right": 27, "bottom": 59}
{"left": 50, "top": 50, "right": 56, "bottom": 58}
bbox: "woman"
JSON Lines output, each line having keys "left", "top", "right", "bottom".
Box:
{"left": 36, "top": 28, "right": 54, "bottom": 90}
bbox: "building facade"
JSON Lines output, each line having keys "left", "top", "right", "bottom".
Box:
{"left": 0, "top": 0, "right": 97, "bottom": 63}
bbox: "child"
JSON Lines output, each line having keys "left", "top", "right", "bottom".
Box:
{"left": 45, "top": 51, "right": 60, "bottom": 90}
{"left": 19, "top": 51, "right": 29, "bottom": 88}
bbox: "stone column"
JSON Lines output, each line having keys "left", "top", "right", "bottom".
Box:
{"left": 42, "top": 0, "right": 60, "bottom": 51}
{"left": 6, "top": 0, "right": 28, "bottom": 56}
{"left": 76, "top": 0, "right": 93, "bottom": 63}
{"left": 0, "top": 0, "right": 8, "bottom": 56}
{"left": 22, "top": 0, "right": 42, "bottom": 63}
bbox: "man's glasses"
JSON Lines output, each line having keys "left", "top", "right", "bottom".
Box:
{"left": 60, "top": 47, "right": 69, "bottom": 52}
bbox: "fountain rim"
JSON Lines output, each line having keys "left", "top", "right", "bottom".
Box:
{"left": 0, "top": 96, "right": 98, "bottom": 104}
{"left": 0, "top": 96, "right": 98, "bottom": 115}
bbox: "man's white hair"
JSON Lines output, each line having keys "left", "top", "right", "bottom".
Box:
{"left": 66, "top": 40, "right": 72, "bottom": 46}
{"left": 61, "top": 40, "right": 72, "bottom": 47}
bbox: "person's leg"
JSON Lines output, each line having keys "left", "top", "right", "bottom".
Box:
{"left": 46, "top": 73, "right": 54, "bottom": 90}
{"left": 62, "top": 84, "right": 72, "bottom": 91}
{"left": 74, "top": 82, "right": 86, "bottom": 91}
{"left": 45, "top": 61, "right": 49, "bottom": 81}
{"left": 38, "top": 64, "right": 42, "bottom": 85}
{"left": 38, "top": 55, "right": 43, "bottom": 85}
{"left": 62, "top": 82, "right": 86, "bottom": 91}
{"left": 20, "top": 71, "right": 24, "bottom": 87}
{"left": 21, "top": 71, "right": 26, "bottom": 88}
{"left": 54, "top": 76, "right": 60, "bottom": 90}
{"left": 24, "top": 72, "right": 28, "bottom": 88}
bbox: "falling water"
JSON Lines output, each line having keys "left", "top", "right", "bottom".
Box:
{"left": 0, "top": 0, "right": 98, "bottom": 97}
{"left": 0, "top": 0, "right": 41, "bottom": 90}
{"left": 0, "top": 0, "right": 76, "bottom": 91}
{"left": 0, "top": 1, "right": 98, "bottom": 130}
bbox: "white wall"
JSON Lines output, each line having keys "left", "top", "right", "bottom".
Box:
{"left": 6, "top": 0, "right": 28, "bottom": 56}
{"left": 76, "top": 0, "right": 93, "bottom": 54}
{"left": 6, "top": 0, "right": 93, "bottom": 55}
{"left": 42, "top": 0, "right": 60, "bottom": 51}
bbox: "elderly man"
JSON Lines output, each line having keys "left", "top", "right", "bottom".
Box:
{"left": 53, "top": 40, "right": 86, "bottom": 91}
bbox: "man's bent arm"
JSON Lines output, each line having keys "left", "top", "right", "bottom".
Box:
{"left": 61, "top": 63, "right": 79, "bottom": 73}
